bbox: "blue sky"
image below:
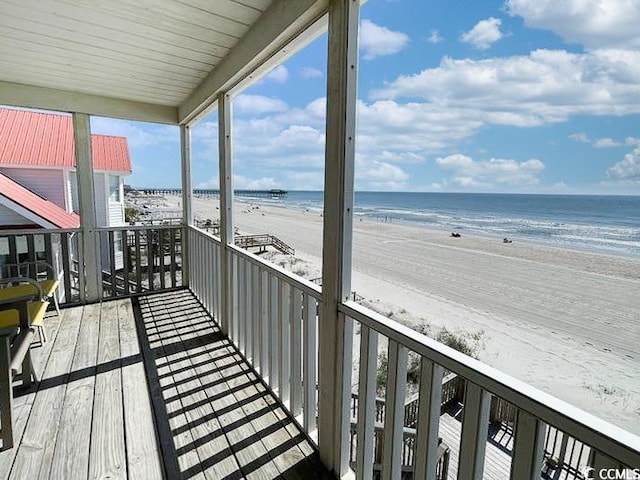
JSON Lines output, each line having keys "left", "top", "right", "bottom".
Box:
{"left": 91, "top": 0, "right": 640, "bottom": 195}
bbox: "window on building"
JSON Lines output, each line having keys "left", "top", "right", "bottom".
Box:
{"left": 109, "top": 175, "right": 121, "bottom": 202}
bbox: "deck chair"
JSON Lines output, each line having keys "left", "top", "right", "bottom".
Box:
{"left": 0, "top": 262, "right": 62, "bottom": 343}
{"left": 0, "top": 277, "right": 47, "bottom": 450}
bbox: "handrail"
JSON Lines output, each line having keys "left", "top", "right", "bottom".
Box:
{"left": 340, "top": 300, "right": 640, "bottom": 465}
{"left": 95, "top": 224, "right": 184, "bottom": 232}
{"left": 0, "top": 227, "right": 81, "bottom": 236}
{"left": 189, "top": 226, "right": 322, "bottom": 300}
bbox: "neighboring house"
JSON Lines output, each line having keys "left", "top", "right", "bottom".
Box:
{"left": 0, "top": 107, "right": 132, "bottom": 277}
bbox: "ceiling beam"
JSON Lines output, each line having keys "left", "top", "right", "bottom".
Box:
{"left": 178, "top": 0, "right": 328, "bottom": 125}
{"left": 0, "top": 81, "right": 178, "bottom": 124}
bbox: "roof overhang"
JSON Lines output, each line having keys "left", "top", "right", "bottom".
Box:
{"left": 0, "top": 0, "right": 328, "bottom": 125}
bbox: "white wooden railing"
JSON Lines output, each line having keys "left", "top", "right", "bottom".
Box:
{"left": 186, "top": 225, "right": 640, "bottom": 480}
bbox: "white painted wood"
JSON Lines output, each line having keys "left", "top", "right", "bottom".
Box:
{"left": 218, "top": 92, "right": 233, "bottom": 334}
{"left": 381, "top": 340, "right": 408, "bottom": 480}
{"left": 414, "top": 358, "right": 444, "bottom": 480}
{"left": 179, "top": 0, "right": 328, "bottom": 123}
{"left": 0, "top": 195, "right": 57, "bottom": 229}
{"left": 269, "top": 274, "right": 279, "bottom": 389}
{"left": 355, "top": 325, "right": 378, "bottom": 480}
{"left": 244, "top": 257, "right": 253, "bottom": 361}
{"left": 252, "top": 263, "right": 261, "bottom": 367}
{"left": 278, "top": 279, "right": 291, "bottom": 407}
{"left": 510, "top": 410, "right": 545, "bottom": 480}
{"left": 73, "top": 113, "right": 101, "bottom": 302}
{"left": 180, "top": 124, "right": 193, "bottom": 226}
{"left": 340, "top": 300, "right": 640, "bottom": 468}
{"left": 260, "top": 269, "right": 269, "bottom": 377}
{"left": 239, "top": 257, "right": 247, "bottom": 355}
{"left": 458, "top": 382, "right": 491, "bottom": 480}
{"left": 302, "top": 292, "right": 317, "bottom": 434}
{"left": 0, "top": 203, "right": 32, "bottom": 226}
{"left": 0, "top": 81, "right": 177, "bottom": 124}
{"left": 318, "top": 0, "right": 360, "bottom": 474}
{"left": 290, "top": 287, "right": 303, "bottom": 417}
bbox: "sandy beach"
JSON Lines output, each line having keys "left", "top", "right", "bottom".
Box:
{"left": 129, "top": 192, "right": 640, "bottom": 434}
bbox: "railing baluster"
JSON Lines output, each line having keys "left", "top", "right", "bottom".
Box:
{"left": 61, "top": 232, "right": 72, "bottom": 303}
{"left": 279, "top": 280, "right": 290, "bottom": 406}
{"left": 26, "top": 235, "right": 36, "bottom": 275}
{"left": 382, "top": 340, "right": 408, "bottom": 480}
{"left": 458, "top": 382, "right": 491, "bottom": 480}
{"left": 356, "top": 325, "right": 378, "bottom": 480}
{"left": 245, "top": 259, "right": 253, "bottom": 361}
{"left": 269, "top": 274, "right": 279, "bottom": 389}
{"left": 158, "top": 228, "right": 165, "bottom": 290}
{"left": 204, "top": 234, "right": 211, "bottom": 312}
{"left": 302, "top": 292, "right": 317, "bottom": 434}
{"left": 229, "top": 248, "right": 236, "bottom": 341}
{"left": 252, "top": 264, "right": 261, "bottom": 368}
{"left": 414, "top": 358, "right": 444, "bottom": 480}
{"left": 122, "top": 230, "right": 130, "bottom": 296}
{"left": 135, "top": 230, "right": 142, "bottom": 292}
{"left": 290, "top": 287, "right": 303, "bottom": 417}
{"left": 169, "top": 228, "right": 176, "bottom": 288}
{"left": 260, "top": 270, "right": 269, "bottom": 377}
{"left": 511, "top": 410, "right": 545, "bottom": 480}
{"left": 239, "top": 257, "right": 247, "bottom": 355}
{"left": 108, "top": 230, "right": 116, "bottom": 297}
{"left": 146, "top": 229, "right": 154, "bottom": 290}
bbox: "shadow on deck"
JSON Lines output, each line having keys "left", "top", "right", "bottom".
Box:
{"left": 0, "top": 289, "right": 333, "bottom": 480}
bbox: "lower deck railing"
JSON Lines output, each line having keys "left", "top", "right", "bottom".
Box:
{"left": 186, "top": 225, "right": 640, "bottom": 480}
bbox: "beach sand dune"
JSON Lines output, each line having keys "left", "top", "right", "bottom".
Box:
{"left": 132, "top": 194, "right": 640, "bottom": 433}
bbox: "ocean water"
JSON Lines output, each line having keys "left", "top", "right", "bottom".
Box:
{"left": 259, "top": 191, "right": 640, "bottom": 257}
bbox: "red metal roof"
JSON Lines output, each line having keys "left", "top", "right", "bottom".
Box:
{"left": 0, "top": 172, "right": 80, "bottom": 229}
{"left": 0, "top": 108, "right": 131, "bottom": 172}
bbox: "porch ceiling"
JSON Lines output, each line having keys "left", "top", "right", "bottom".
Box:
{"left": 0, "top": 0, "right": 327, "bottom": 125}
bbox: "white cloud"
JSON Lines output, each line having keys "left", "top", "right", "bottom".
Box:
{"left": 460, "top": 17, "right": 503, "bottom": 50}
{"left": 234, "top": 175, "right": 281, "bottom": 190}
{"left": 360, "top": 19, "right": 409, "bottom": 60}
{"left": 234, "top": 94, "right": 288, "bottom": 115}
{"left": 264, "top": 65, "right": 289, "bottom": 83}
{"left": 506, "top": 0, "right": 640, "bottom": 50}
{"left": 625, "top": 137, "right": 640, "bottom": 146}
{"left": 593, "top": 137, "right": 622, "bottom": 148}
{"left": 427, "top": 30, "right": 443, "bottom": 44}
{"left": 91, "top": 117, "right": 177, "bottom": 148}
{"left": 370, "top": 49, "right": 640, "bottom": 128}
{"left": 569, "top": 132, "right": 590, "bottom": 143}
{"left": 435, "top": 154, "right": 545, "bottom": 188}
{"left": 606, "top": 147, "right": 640, "bottom": 181}
{"left": 300, "top": 67, "right": 323, "bottom": 79}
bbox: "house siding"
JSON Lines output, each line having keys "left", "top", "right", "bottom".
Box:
{"left": 0, "top": 204, "right": 33, "bottom": 226}
{"left": 0, "top": 167, "right": 66, "bottom": 209}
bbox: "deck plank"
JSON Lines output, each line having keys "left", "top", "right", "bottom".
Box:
{"left": 88, "top": 301, "right": 126, "bottom": 480}
{"left": 49, "top": 303, "right": 101, "bottom": 480}
{"left": 118, "top": 299, "right": 164, "bottom": 480}
{"left": 139, "top": 296, "right": 206, "bottom": 480}
{"left": 8, "top": 306, "right": 84, "bottom": 480}
{"left": 0, "top": 311, "right": 63, "bottom": 479}
{"left": 143, "top": 294, "right": 242, "bottom": 480}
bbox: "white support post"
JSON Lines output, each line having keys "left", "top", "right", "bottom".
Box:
{"left": 318, "top": 0, "right": 360, "bottom": 475}
{"left": 414, "top": 358, "right": 444, "bottom": 480}
{"left": 458, "top": 383, "right": 491, "bottom": 480}
{"left": 72, "top": 112, "right": 101, "bottom": 302}
{"left": 218, "top": 92, "right": 233, "bottom": 334}
{"left": 180, "top": 124, "right": 192, "bottom": 287}
{"left": 510, "top": 410, "right": 545, "bottom": 480}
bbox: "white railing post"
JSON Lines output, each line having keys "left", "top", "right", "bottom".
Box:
{"left": 218, "top": 91, "right": 233, "bottom": 334}
{"left": 72, "top": 112, "right": 101, "bottom": 302}
{"left": 414, "top": 358, "right": 444, "bottom": 480}
{"left": 180, "top": 124, "right": 192, "bottom": 288}
{"left": 355, "top": 325, "right": 378, "bottom": 480}
{"left": 458, "top": 382, "right": 491, "bottom": 480}
{"left": 319, "top": 0, "right": 360, "bottom": 475}
{"left": 382, "top": 340, "right": 408, "bottom": 480}
{"left": 511, "top": 410, "right": 545, "bottom": 480}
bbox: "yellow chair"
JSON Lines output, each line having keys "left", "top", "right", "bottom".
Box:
{"left": 0, "top": 278, "right": 50, "bottom": 344}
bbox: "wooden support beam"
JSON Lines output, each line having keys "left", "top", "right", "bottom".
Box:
{"left": 1, "top": 80, "right": 177, "bottom": 125}
{"left": 180, "top": 124, "right": 192, "bottom": 288}
{"left": 458, "top": 382, "right": 491, "bottom": 480}
{"left": 318, "top": 0, "right": 360, "bottom": 475}
{"left": 510, "top": 410, "right": 545, "bottom": 480}
{"left": 218, "top": 92, "right": 233, "bottom": 334}
{"left": 72, "top": 113, "right": 101, "bottom": 302}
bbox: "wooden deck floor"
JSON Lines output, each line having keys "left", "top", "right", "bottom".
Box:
{"left": 0, "top": 289, "right": 333, "bottom": 480}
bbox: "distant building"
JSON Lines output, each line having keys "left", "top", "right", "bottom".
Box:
{"left": 0, "top": 107, "right": 132, "bottom": 272}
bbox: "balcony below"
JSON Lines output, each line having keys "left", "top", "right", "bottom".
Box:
{"left": 0, "top": 289, "right": 331, "bottom": 480}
